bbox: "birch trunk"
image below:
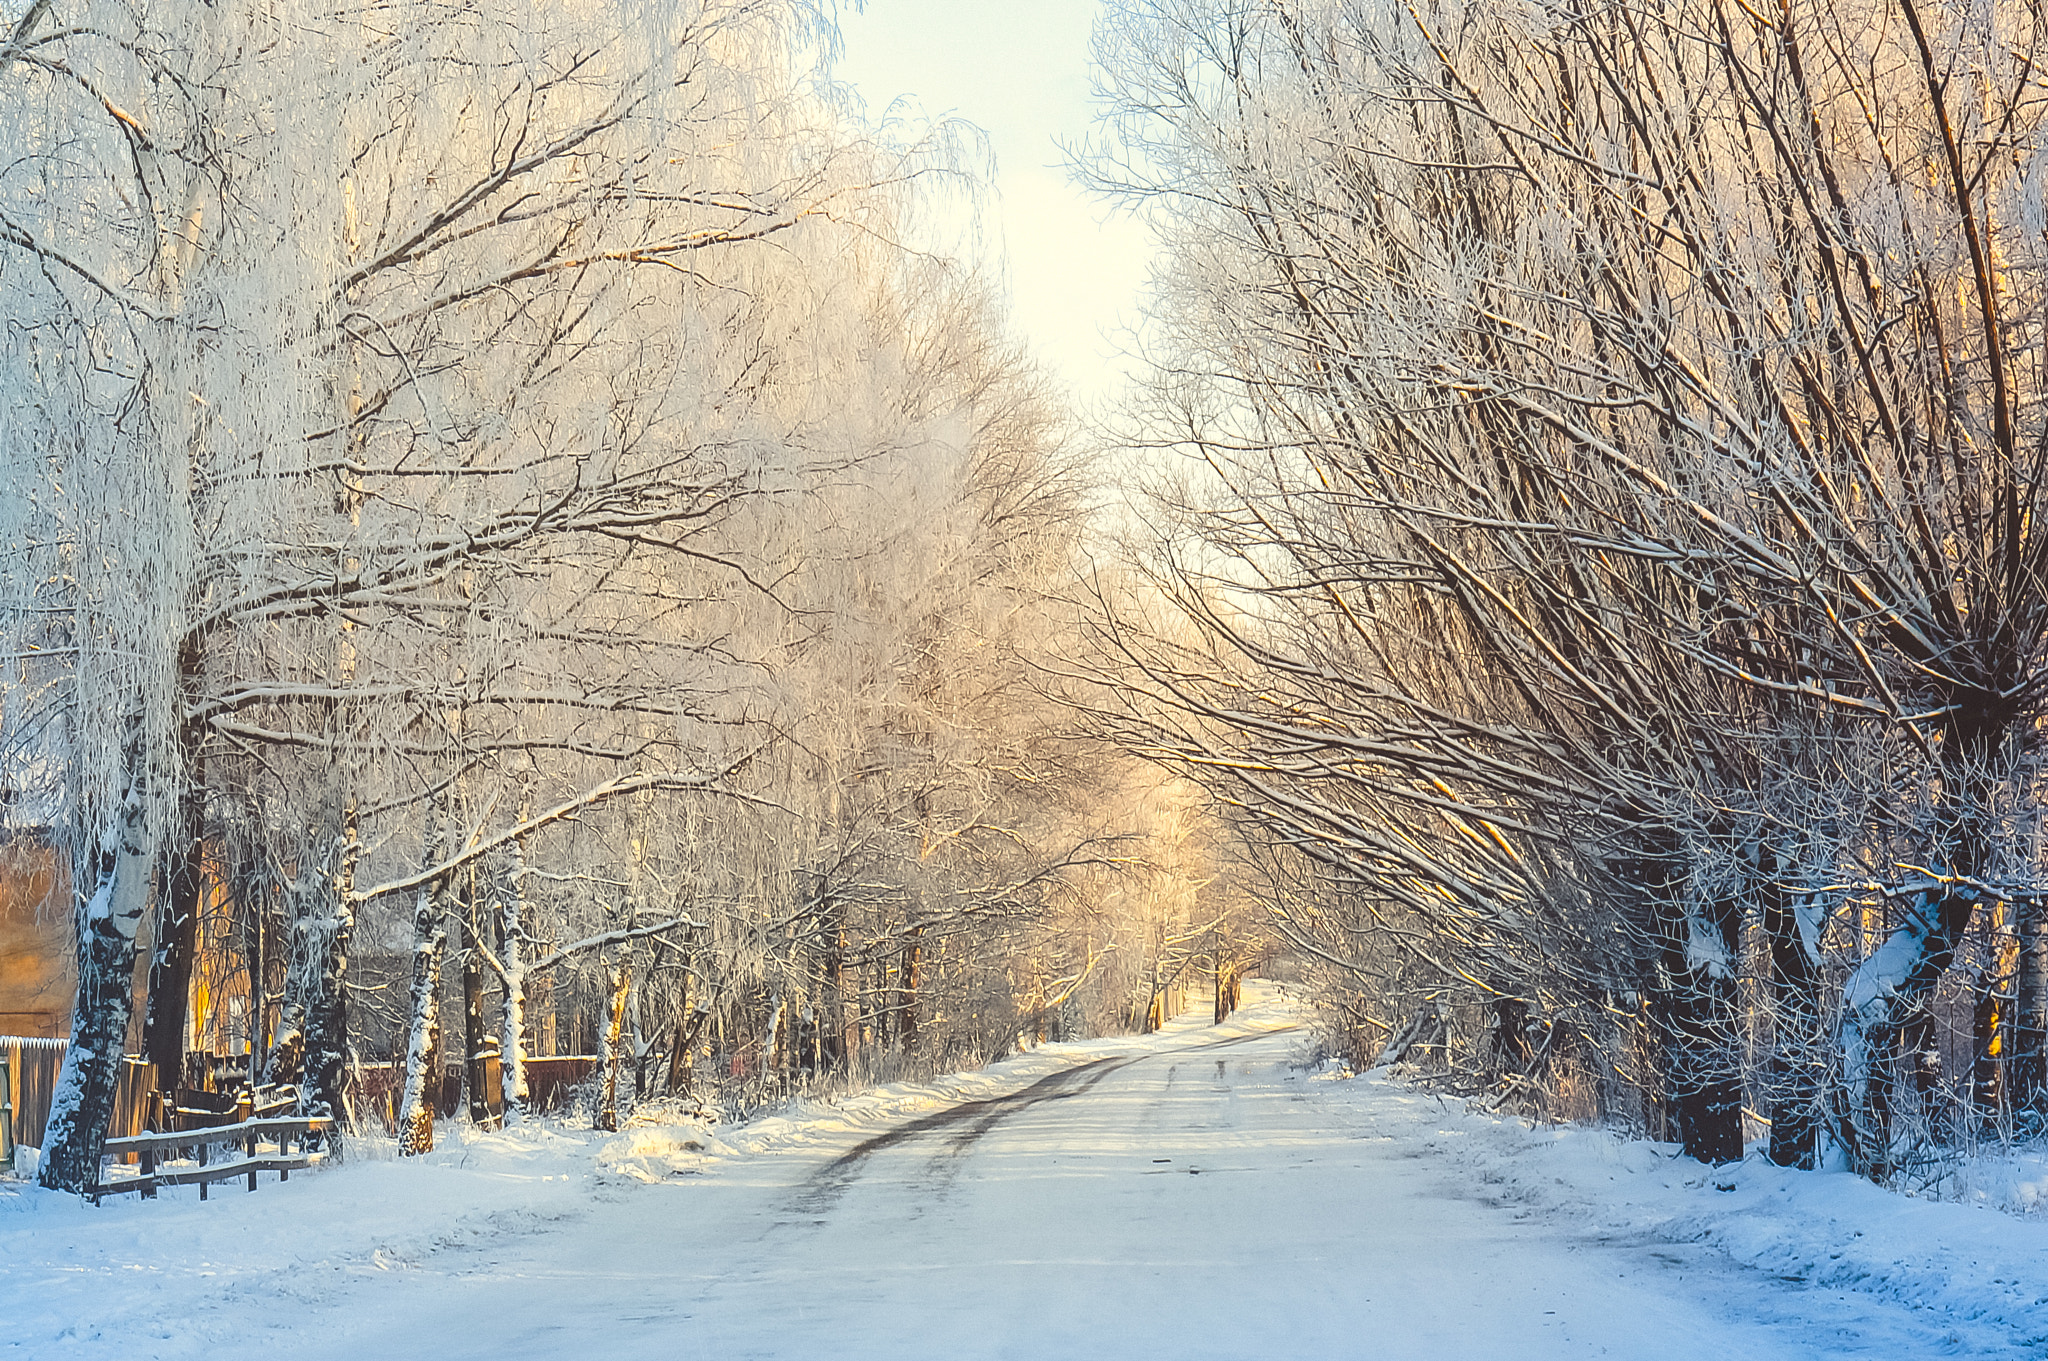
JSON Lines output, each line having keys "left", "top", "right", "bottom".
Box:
{"left": 141, "top": 641, "right": 207, "bottom": 1099}
{"left": 1837, "top": 907, "right": 1935, "bottom": 1174}
{"left": 296, "top": 818, "right": 358, "bottom": 1127}
{"left": 665, "top": 940, "right": 695, "bottom": 1095}
{"left": 496, "top": 828, "right": 531, "bottom": 1125}
{"left": 1639, "top": 837, "right": 1744, "bottom": 1166}
{"left": 397, "top": 879, "right": 450, "bottom": 1155}
{"left": 141, "top": 809, "right": 204, "bottom": 1099}
{"left": 898, "top": 930, "right": 923, "bottom": 1054}
{"left": 38, "top": 783, "right": 153, "bottom": 1193}
{"left": 824, "top": 902, "right": 852, "bottom": 1073}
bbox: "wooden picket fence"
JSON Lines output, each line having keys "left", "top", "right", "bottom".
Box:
{"left": 2, "top": 1036, "right": 71, "bottom": 1159}
{"left": 1, "top": 1038, "right": 156, "bottom": 1161}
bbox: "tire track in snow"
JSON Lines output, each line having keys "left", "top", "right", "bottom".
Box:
{"left": 910, "top": 1028, "right": 1301, "bottom": 1195}
{"left": 785, "top": 1057, "right": 1137, "bottom": 1222}
{"left": 780, "top": 1025, "right": 1300, "bottom": 1226}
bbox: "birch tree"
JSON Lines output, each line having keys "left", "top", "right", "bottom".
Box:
{"left": 0, "top": 0, "right": 953, "bottom": 1187}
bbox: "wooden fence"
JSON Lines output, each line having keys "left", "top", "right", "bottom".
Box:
{"left": 346, "top": 1055, "right": 594, "bottom": 1131}
{"left": 90, "top": 1115, "right": 331, "bottom": 1204}
{"left": 2, "top": 1038, "right": 598, "bottom": 1165}
{"left": 0, "top": 1038, "right": 156, "bottom": 1161}
{"left": 2, "top": 1036, "right": 66, "bottom": 1156}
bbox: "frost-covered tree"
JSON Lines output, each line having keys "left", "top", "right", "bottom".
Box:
{"left": 1087, "top": 0, "right": 2048, "bottom": 1174}
{"left": 0, "top": 0, "right": 960, "bottom": 1187}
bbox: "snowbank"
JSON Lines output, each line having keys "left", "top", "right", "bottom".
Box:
{"left": 1314, "top": 1069, "right": 2048, "bottom": 1353}
{"left": 2, "top": 991, "right": 2043, "bottom": 1357}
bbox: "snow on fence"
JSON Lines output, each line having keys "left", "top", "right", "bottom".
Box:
{"left": 1, "top": 1038, "right": 597, "bottom": 1173}
{"left": 89, "top": 1115, "right": 332, "bottom": 1204}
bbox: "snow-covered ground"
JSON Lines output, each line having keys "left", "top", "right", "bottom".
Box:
{"left": 2, "top": 985, "right": 2043, "bottom": 1358}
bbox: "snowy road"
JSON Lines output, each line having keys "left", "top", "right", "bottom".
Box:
{"left": 4, "top": 993, "right": 2043, "bottom": 1358}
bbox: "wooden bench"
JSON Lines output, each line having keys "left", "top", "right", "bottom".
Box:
{"left": 90, "top": 1115, "right": 332, "bottom": 1204}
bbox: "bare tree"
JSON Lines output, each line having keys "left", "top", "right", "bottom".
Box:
{"left": 1086, "top": 0, "right": 2048, "bottom": 1173}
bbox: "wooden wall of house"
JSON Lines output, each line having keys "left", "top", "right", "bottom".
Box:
{"left": 0, "top": 838, "right": 71, "bottom": 1040}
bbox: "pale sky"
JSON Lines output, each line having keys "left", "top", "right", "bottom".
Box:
{"left": 830, "top": 1, "right": 1154, "bottom": 410}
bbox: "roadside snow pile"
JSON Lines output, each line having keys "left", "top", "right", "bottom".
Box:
{"left": 595, "top": 1123, "right": 734, "bottom": 1182}
{"left": 1918, "top": 1145, "right": 2048, "bottom": 1217}
{"left": 1336, "top": 1073, "right": 2048, "bottom": 1353}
